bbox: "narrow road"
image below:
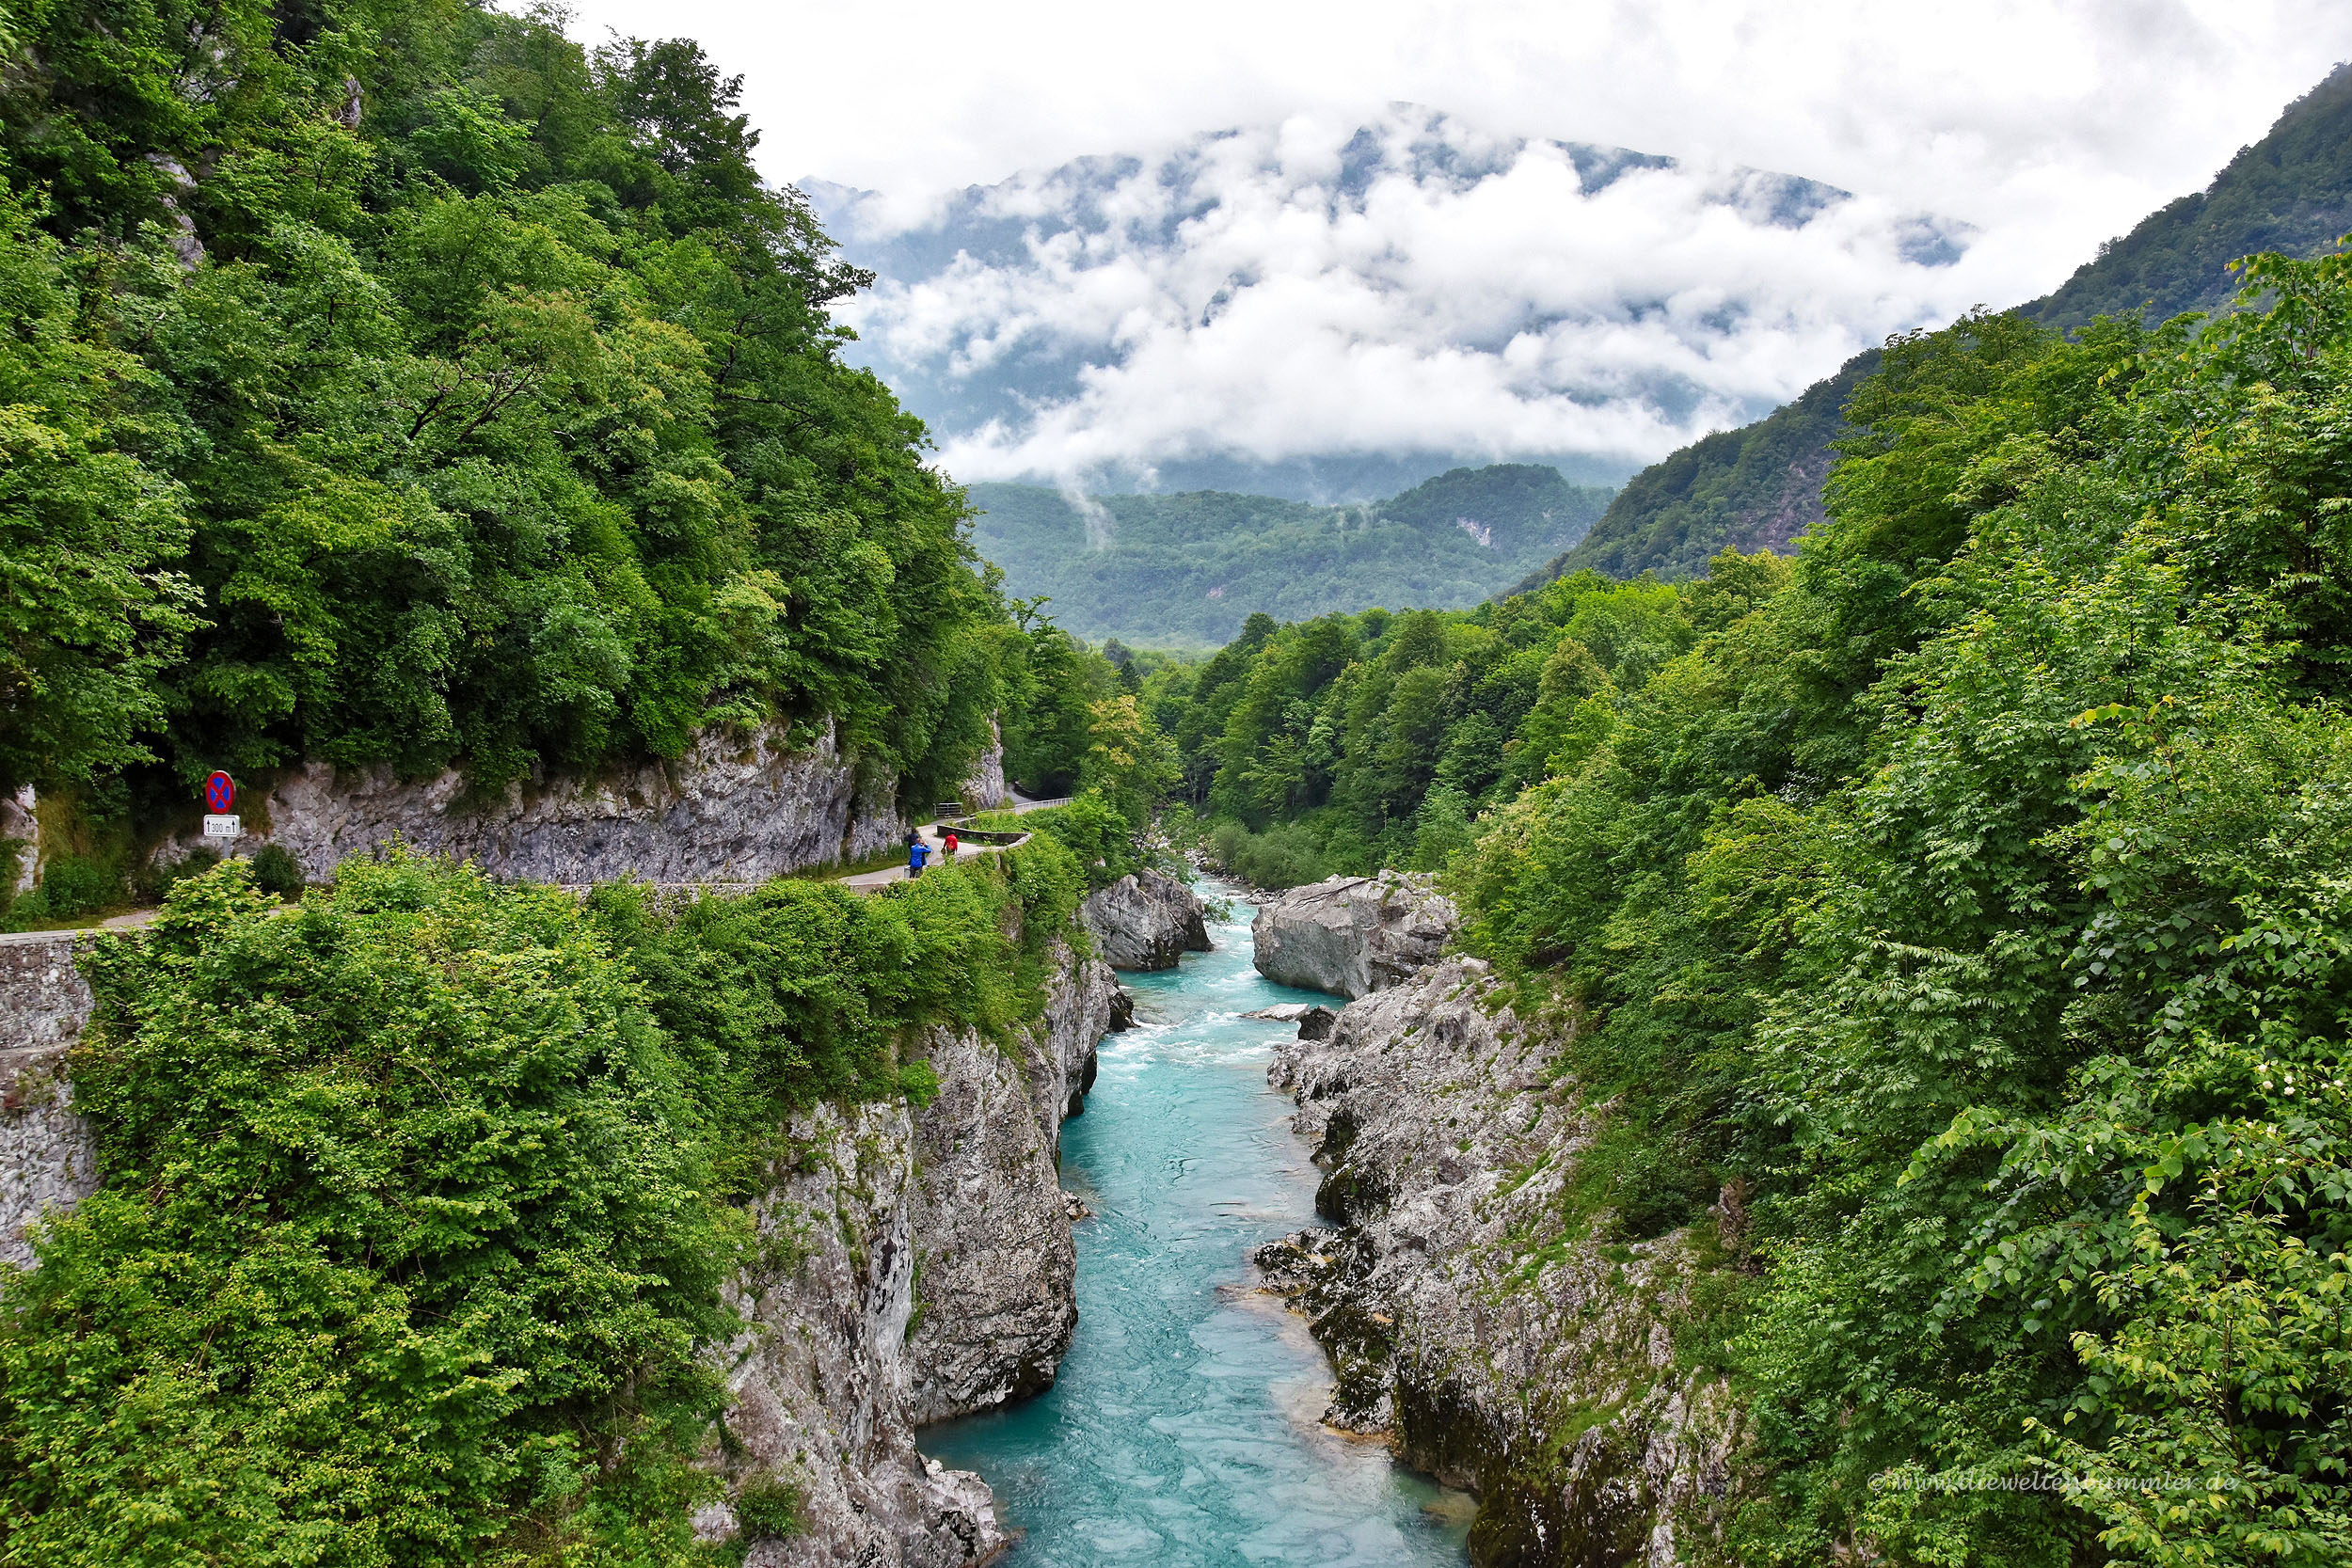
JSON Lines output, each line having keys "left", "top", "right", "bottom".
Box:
{"left": 8, "top": 796, "right": 1080, "bottom": 935}
{"left": 836, "top": 793, "right": 1073, "bottom": 891}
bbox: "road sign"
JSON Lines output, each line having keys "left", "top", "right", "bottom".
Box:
{"left": 202, "top": 814, "right": 242, "bottom": 840}
{"left": 204, "top": 771, "right": 235, "bottom": 813}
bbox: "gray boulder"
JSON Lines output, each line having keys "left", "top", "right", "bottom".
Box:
{"left": 1250, "top": 870, "right": 1457, "bottom": 999}
{"left": 1079, "top": 868, "right": 1211, "bottom": 971}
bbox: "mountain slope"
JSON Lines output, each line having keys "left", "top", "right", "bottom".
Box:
{"left": 2033, "top": 65, "right": 2352, "bottom": 330}
{"left": 1526, "top": 62, "right": 2352, "bottom": 586}
{"left": 1508, "top": 353, "right": 1877, "bottom": 588}
{"left": 972, "top": 465, "right": 1610, "bottom": 645}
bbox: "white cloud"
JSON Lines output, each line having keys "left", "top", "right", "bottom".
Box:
{"left": 820, "top": 108, "right": 1994, "bottom": 480}
{"left": 552, "top": 0, "right": 2352, "bottom": 485}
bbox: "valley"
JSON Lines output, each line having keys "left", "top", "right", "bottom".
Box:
{"left": 970, "top": 466, "right": 1611, "bottom": 646}
{"left": 4, "top": 5, "right": 2351, "bottom": 1566}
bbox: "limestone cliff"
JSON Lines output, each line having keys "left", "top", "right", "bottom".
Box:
{"left": 1250, "top": 870, "right": 1456, "bottom": 999}
{"left": 702, "top": 936, "right": 1115, "bottom": 1562}
{"left": 1079, "top": 868, "right": 1210, "bottom": 971}
{"left": 0, "top": 932, "right": 99, "bottom": 1273}
{"left": 153, "top": 721, "right": 905, "bottom": 886}
{"left": 902, "top": 942, "right": 1117, "bottom": 1423}
{"left": 1259, "top": 958, "right": 1739, "bottom": 1567}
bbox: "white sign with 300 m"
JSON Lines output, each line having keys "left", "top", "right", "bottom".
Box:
{"left": 202, "top": 815, "right": 242, "bottom": 839}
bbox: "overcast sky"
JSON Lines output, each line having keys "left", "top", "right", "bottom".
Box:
{"left": 559, "top": 0, "right": 2352, "bottom": 488}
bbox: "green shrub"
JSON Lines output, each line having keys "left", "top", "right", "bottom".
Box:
{"left": 28, "top": 852, "right": 117, "bottom": 919}
{"left": 248, "top": 843, "right": 304, "bottom": 897}
{"left": 977, "top": 789, "right": 1140, "bottom": 890}
{"left": 131, "top": 847, "right": 218, "bottom": 905}
{"left": 735, "top": 1473, "right": 802, "bottom": 1540}
{"left": 0, "top": 854, "right": 731, "bottom": 1563}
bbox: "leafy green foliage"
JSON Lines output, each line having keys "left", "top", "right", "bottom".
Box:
{"left": 1, "top": 855, "right": 732, "bottom": 1563}
{"left": 968, "top": 465, "right": 1611, "bottom": 647}
{"left": 0, "top": 199, "right": 199, "bottom": 794}
{"left": 1139, "top": 567, "right": 1709, "bottom": 876}
{"left": 248, "top": 842, "right": 303, "bottom": 895}
{"left": 0, "top": 0, "right": 1009, "bottom": 815}
{"left": 1156, "top": 248, "right": 2352, "bottom": 1561}
{"left": 981, "top": 791, "right": 1141, "bottom": 892}
{"left": 731, "top": 1474, "right": 800, "bottom": 1541}
{"left": 0, "top": 835, "right": 1089, "bottom": 1562}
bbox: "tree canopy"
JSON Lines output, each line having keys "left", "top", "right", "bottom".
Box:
{"left": 0, "top": 0, "right": 1013, "bottom": 816}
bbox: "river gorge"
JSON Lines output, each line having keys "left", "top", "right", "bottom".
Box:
{"left": 929, "top": 882, "right": 1474, "bottom": 1565}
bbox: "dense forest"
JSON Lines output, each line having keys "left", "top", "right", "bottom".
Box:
{"left": 0, "top": 7, "right": 1158, "bottom": 1553}
{"left": 1525, "top": 61, "right": 2352, "bottom": 590}
{"left": 969, "top": 463, "right": 1611, "bottom": 646}
{"left": 1152, "top": 256, "right": 2352, "bottom": 1560}
{"left": 0, "top": 0, "right": 1119, "bottom": 924}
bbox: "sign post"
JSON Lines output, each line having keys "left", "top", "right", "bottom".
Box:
{"left": 202, "top": 771, "right": 240, "bottom": 841}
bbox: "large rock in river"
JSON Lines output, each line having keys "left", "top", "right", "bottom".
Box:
{"left": 1079, "top": 869, "right": 1210, "bottom": 971}
{"left": 1250, "top": 871, "right": 1455, "bottom": 1000}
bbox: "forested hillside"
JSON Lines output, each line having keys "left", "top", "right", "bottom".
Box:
{"left": 970, "top": 464, "right": 1610, "bottom": 646}
{"left": 1526, "top": 61, "right": 2352, "bottom": 588}
{"left": 2034, "top": 63, "right": 2352, "bottom": 329}
{"left": 0, "top": 0, "right": 1117, "bottom": 922}
{"left": 1150, "top": 256, "right": 2352, "bottom": 1559}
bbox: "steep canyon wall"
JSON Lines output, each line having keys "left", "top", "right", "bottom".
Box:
{"left": 1259, "top": 959, "right": 1740, "bottom": 1567}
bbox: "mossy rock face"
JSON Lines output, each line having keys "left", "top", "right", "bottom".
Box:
{"left": 1391, "top": 1374, "right": 1498, "bottom": 1494}
{"left": 1468, "top": 1422, "right": 1657, "bottom": 1568}
{"left": 1314, "top": 1160, "right": 1385, "bottom": 1223}
{"left": 1310, "top": 1296, "right": 1397, "bottom": 1427}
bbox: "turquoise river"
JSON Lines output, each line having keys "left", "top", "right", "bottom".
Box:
{"left": 925, "top": 881, "right": 1472, "bottom": 1565}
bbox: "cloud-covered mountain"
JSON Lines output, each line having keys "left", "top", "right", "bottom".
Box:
{"left": 806, "top": 106, "right": 1972, "bottom": 502}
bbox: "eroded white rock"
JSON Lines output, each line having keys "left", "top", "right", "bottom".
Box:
{"left": 1250, "top": 870, "right": 1456, "bottom": 999}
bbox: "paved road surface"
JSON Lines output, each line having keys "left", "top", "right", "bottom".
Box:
{"left": 837, "top": 793, "right": 1071, "bottom": 891}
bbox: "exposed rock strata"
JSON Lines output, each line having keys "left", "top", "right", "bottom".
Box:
{"left": 902, "top": 943, "right": 1116, "bottom": 1423}
{"left": 0, "top": 933, "right": 99, "bottom": 1272}
{"left": 1259, "top": 958, "right": 1738, "bottom": 1566}
{"left": 156, "top": 721, "right": 906, "bottom": 886}
{"left": 1250, "top": 870, "right": 1456, "bottom": 999}
{"left": 1080, "top": 868, "right": 1210, "bottom": 971}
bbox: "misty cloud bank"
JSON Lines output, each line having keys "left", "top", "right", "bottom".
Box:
{"left": 811, "top": 106, "right": 1981, "bottom": 499}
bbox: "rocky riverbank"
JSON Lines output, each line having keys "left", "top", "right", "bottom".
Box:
{"left": 1, "top": 918, "right": 1115, "bottom": 1568}
{"left": 1258, "top": 958, "right": 1739, "bottom": 1566}
{"left": 1250, "top": 870, "right": 1456, "bottom": 999}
